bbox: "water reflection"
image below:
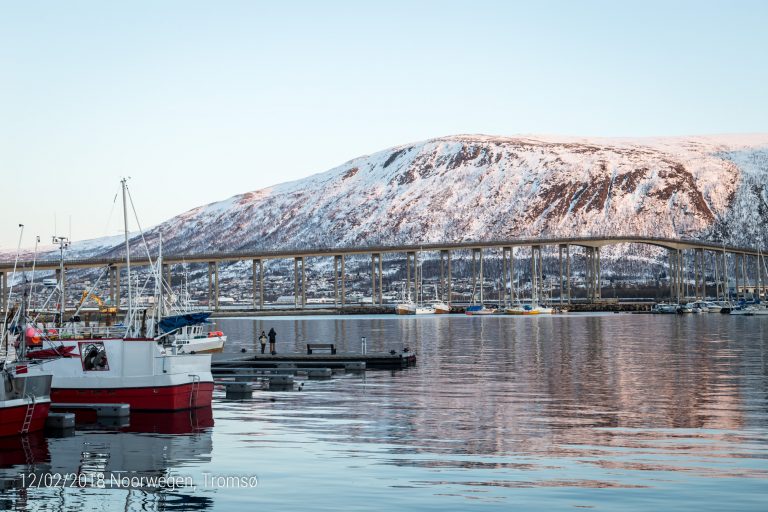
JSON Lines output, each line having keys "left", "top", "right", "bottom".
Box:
{"left": 0, "top": 409, "right": 215, "bottom": 511}
{"left": 215, "top": 314, "right": 768, "bottom": 499}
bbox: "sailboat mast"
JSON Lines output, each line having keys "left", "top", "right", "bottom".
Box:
{"left": 122, "top": 178, "right": 132, "bottom": 334}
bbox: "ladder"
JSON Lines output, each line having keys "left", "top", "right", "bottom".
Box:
{"left": 20, "top": 395, "right": 36, "bottom": 434}
{"left": 189, "top": 374, "right": 200, "bottom": 409}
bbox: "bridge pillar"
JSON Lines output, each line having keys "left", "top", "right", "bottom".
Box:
{"left": 566, "top": 244, "right": 571, "bottom": 304}
{"left": 406, "top": 251, "right": 418, "bottom": 303}
{"left": 208, "top": 262, "right": 219, "bottom": 310}
{"left": 115, "top": 266, "right": 121, "bottom": 309}
{"left": 252, "top": 259, "right": 264, "bottom": 310}
{"left": 558, "top": 245, "right": 562, "bottom": 305}
{"left": 712, "top": 252, "right": 720, "bottom": 301}
{"left": 471, "top": 248, "right": 484, "bottom": 304}
{"left": 164, "top": 264, "right": 172, "bottom": 291}
{"left": 698, "top": 248, "right": 705, "bottom": 299}
{"left": 439, "top": 249, "right": 452, "bottom": 304}
{"left": 439, "top": 250, "right": 446, "bottom": 303}
{"left": 370, "top": 253, "right": 383, "bottom": 305}
{"left": 109, "top": 266, "right": 115, "bottom": 306}
{"left": 502, "top": 246, "right": 512, "bottom": 307}
{"left": 530, "top": 245, "right": 544, "bottom": 304}
{"left": 293, "top": 257, "right": 306, "bottom": 308}
{"left": 333, "top": 255, "right": 346, "bottom": 307}
{"left": 758, "top": 251, "right": 764, "bottom": 300}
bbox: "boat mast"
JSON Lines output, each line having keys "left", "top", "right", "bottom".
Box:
{"left": 52, "top": 235, "right": 69, "bottom": 327}
{"left": 122, "top": 178, "right": 132, "bottom": 336}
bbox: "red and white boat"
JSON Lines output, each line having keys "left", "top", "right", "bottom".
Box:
{"left": 25, "top": 179, "right": 213, "bottom": 412}
{"left": 1, "top": 243, "right": 54, "bottom": 437}
{"left": 25, "top": 332, "right": 213, "bottom": 411}
{"left": 0, "top": 362, "right": 52, "bottom": 437}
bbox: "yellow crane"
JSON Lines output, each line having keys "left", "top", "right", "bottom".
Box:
{"left": 78, "top": 290, "right": 118, "bottom": 314}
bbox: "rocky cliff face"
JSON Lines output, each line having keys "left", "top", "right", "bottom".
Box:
{"left": 133, "top": 134, "right": 768, "bottom": 255}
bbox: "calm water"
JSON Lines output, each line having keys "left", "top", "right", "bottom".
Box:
{"left": 1, "top": 313, "right": 767, "bottom": 511}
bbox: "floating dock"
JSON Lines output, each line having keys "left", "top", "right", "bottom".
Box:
{"left": 213, "top": 351, "right": 416, "bottom": 370}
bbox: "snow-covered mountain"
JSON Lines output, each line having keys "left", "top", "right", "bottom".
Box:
{"left": 134, "top": 134, "right": 768, "bottom": 255}
{"left": 6, "top": 134, "right": 768, "bottom": 262}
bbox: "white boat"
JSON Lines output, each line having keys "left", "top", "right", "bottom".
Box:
{"left": 431, "top": 300, "right": 450, "bottom": 314}
{"left": 24, "top": 179, "right": 213, "bottom": 411}
{"left": 651, "top": 303, "right": 678, "bottom": 314}
{"left": 395, "top": 301, "right": 416, "bottom": 315}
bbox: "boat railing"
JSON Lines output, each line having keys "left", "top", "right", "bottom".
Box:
{"left": 45, "top": 325, "right": 130, "bottom": 340}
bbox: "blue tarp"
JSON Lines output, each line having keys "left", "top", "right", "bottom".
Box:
{"left": 159, "top": 312, "right": 212, "bottom": 332}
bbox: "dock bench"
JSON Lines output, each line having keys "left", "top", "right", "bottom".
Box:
{"left": 307, "top": 343, "right": 336, "bottom": 355}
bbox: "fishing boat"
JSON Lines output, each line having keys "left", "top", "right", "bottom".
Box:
{"left": 24, "top": 179, "right": 213, "bottom": 411}
{"left": 0, "top": 234, "right": 53, "bottom": 437}
{"left": 0, "top": 359, "right": 52, "bottom": 437}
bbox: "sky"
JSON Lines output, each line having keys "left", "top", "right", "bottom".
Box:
{"left": 1, "top": 0, "right": 767, "bottom": 249}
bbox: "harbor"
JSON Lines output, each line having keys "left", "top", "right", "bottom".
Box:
{"left": 1, "top": 312, "right": 767, "bottom": 511}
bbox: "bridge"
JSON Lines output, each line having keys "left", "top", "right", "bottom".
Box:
{"left": 1, "top": 236, "right": 765, "bottom": 312}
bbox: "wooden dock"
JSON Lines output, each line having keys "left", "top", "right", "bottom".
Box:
{"left": 212, "top": 351, "right": 416, "bottom": 370}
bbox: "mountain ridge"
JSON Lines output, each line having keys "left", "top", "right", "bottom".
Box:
{"left": 3, "top": 133, "right": 768, "bottom": 261}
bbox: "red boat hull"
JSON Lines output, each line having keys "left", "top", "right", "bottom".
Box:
{"left": 0, "top": 401, "right": 51, "bottom": 438}
{"left": 52, "top": 382, "right": 213, "bottom": 411}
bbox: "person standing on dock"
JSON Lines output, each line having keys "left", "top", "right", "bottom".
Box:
{"left": 268, "top": 327, "right": 277, "bottom": 355}
{"left": 258, "top": 331, "right": 267, "bottom": 354}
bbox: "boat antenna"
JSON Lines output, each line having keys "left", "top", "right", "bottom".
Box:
{"left": 122, "top": 177, "right": 133, "bottom": 336}
{"left": 1, "top": 224, "right": 24, "bottom": 359}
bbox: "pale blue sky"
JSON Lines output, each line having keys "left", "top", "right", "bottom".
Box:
{"left": 1, "top": 0, "right": 766, "bottom": 249}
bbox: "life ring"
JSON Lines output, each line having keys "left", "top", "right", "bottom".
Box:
{"left": 207, "top": 331, "right": 223, "bottom": 338}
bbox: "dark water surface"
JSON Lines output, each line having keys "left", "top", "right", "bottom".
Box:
{"left": 1, "top": 313, "right": 767, "bottom": 511}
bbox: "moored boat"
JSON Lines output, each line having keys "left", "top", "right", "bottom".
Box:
{"left": 0, "top": 362, "right": 52, "bottom": 437}
{"left": 24, "top": 179, "right": 213, "bottom": 411}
